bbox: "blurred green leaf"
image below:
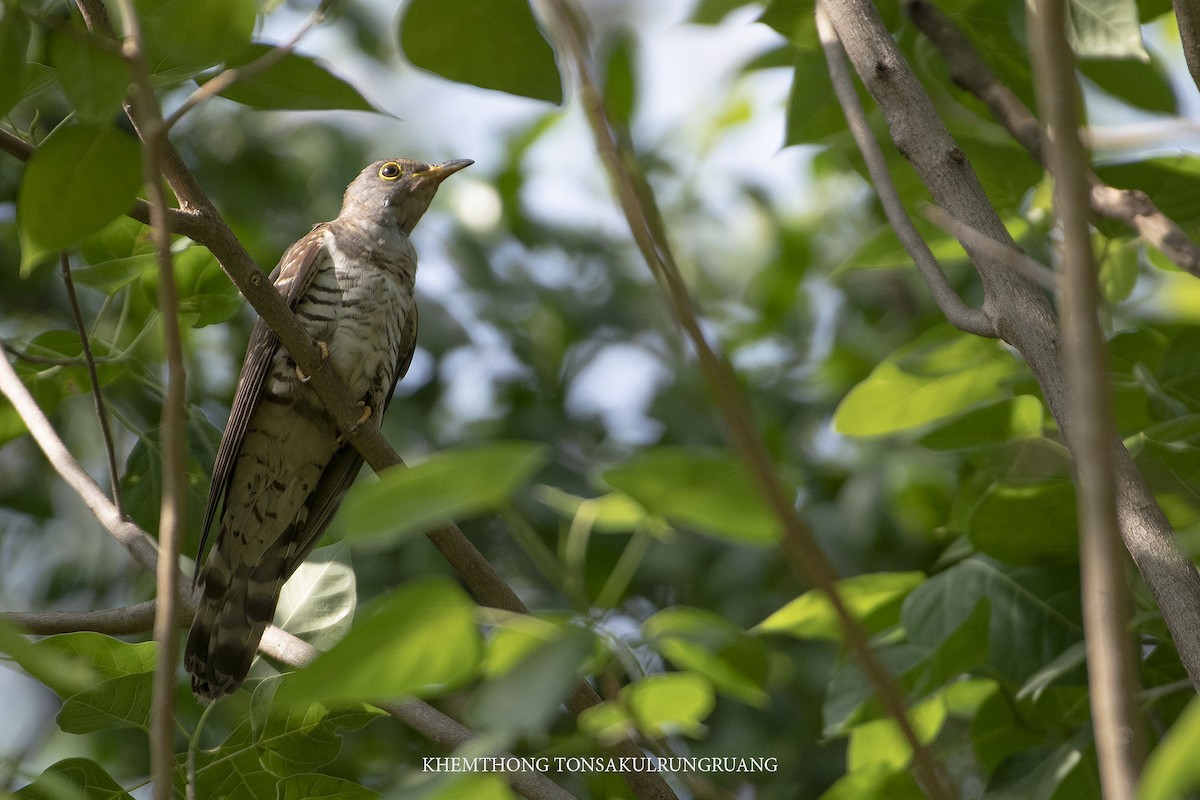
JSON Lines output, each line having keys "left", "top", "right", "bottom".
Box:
{"left": 0, "top": 8, "right": 31, "bottom": 120}
{"left": 918, "top": 396, "right": 1045, "bottom": 450}
{"left": 18, "top": 125, "right": 142, "bottom": 273}
{"left": 1141, "top": 695, "right": 1200, "bottom": 800}
{"left": 275, "top": 543, "right": 357, "bottom": 651}
{"left": 278, "top": 577, "right": 482, "bottom": 705}
{"left": 755, "top": 571, "right": 925, "bottom": 640}
{"left": 817, "top": 764, "right": 924, "bottom": 800}
{"left": 1080, "top": 54, "right": 1175, "bottom": 113}
{"left": 643, "top": 607, "right": 769, "bottom": 706}
{"left": 603, "top": 447, "right": 785, "bottom": 545}
{"left": 968, "top": 481, "right": 1079, "bottom": 566}
{"left": 398, "top": 0, "right": 562, "bottom": 103}
{"left": 846, "top": 694, "right": 946, "bottom": 771}
{"left": 338, "top": 441, "right": 548, "bottom": 545}
{"left": 15, "top": 758, "right": 132, "bottom": 800}
{"left": 209, "top": 45, "right": 380, "bottom": 112}
{"left": 275, "top": 774, "right": 381, "bottom": 800}
{"left": 49, "top": 29, "right": 129, "bottom": 123}
{"left": 834, "top": 328, "right": 1022, "bottom": 437}
{"left": 139, "top": 246, "right": 241, "bottom": 327}
{"left": 1068, "top": 0, "right": 1147, "bottom": 59}
{"left": 602, "top": 35, "right": 637, "bottom": 131}
{"left": 469, "top": 622, "right": 593, "bottom": 736}
{"left": 0, "top": 624, "right": 98, "bottom": 698}
{"left": 625, "top": 672, "right": 715, "bottom": 738}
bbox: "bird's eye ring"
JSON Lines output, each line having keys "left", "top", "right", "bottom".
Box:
{"left": 379, "top": 162, "right": 402, "bottom": 180}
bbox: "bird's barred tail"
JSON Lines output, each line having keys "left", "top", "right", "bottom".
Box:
{"left": 185, "top": 545, "right": 288, "bottom": 700}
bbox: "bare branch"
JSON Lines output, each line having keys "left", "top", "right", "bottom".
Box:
{"left": 1, "top": 603, "right": 161, "bottom": 635}
{"left": 1173, "top": 0, "right": 1200, "bottom": 94}
{"left": 1028, "top": 1, "right": 1145, "bottom": 795}
{"left": 921, "top": 205, "right": 1056, "bottom": 290}
{"left": 60, "top": 254, "right": 125, "bottom": 517}
{"left": 0, "top": 347, "right": 160, "bottom": 573}
{"left": 815, "top": 6, "right": 995, "bottom": 338}
{"left": 822, "top": 0, "right": 1200, "bottom": 692}
{"left": 904, "top": 0, "right": 1200, "bottom": 276}
{"left": 537, "top": 2, "right": 952, "bottom": 799}
{"left": 106, "top": 1, "right": 186, "bottom": 795}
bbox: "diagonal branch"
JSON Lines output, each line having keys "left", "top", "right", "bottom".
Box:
{"left": 815, "top": 6, "right": 995, "bottom": 338}
{"left": 538, "top": 2, "right": 952, "bottom": 799}
{"left": 904, "top": 0, "right": 1200, "bottom": 276}
{"left": 821, "top": 0, "right": 1200, "bottom": 693}
{"left": 0, "top": 353, "right": 573, "bottom": 800}
{"left": 60, "top": 254, "right": 125, "bottom": 516}
{"left": 1028, "top": 1, "right": 1145, "bottom": 795}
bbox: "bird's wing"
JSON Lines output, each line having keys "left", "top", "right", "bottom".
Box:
{"left": 285, "top": 306, "right": 419, "bottom": 575}
{"left": 195, "top": 224, "right": 330, "bottom": 573}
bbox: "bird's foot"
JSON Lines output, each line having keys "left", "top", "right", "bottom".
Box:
{"left": 336, "top": 401, "right": 373, "bottom": 444}
{"left": 295, "top": 340, "right": 330, "bottom": 383}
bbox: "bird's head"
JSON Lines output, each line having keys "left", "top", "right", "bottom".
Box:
{"left": 340, "top": 157, "right": 473, "bottom": 234}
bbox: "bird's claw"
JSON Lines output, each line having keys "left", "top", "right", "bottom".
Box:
{"left": 295, "top": 340, "right": 331, "bottom": 383}
{"left": 336, "top": 401, "right": 372, "bottom": 444}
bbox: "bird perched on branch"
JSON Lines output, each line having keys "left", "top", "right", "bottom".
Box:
{"left": 185, "top": 157, "right": 472, "bottom": 700}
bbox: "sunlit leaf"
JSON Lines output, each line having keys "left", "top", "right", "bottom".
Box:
{"left": 278, "top": 578, "right": 482, "bottom": 705}
{"left": 603, "top": 447, "right": 785, "bottom": 545}
{"left": 755, "top": 571, "right": 925, "bottom": 640}
{"left": 1068, "top": 0, "right": 1147, "bottom": 60}
{"left": 917, "top": 396, "right": 1045, "bottom": 450}
{"left": 625, "top": 672, "right": 715, "bottom": 738}
{"left": 643, "top": 607, "right": 769, "bottom": 706}
{"left": 338, "top": 441, "right": 548, "bottom": 545}
{"left": 1141, "top": 695, "right": 1200, "bottom": 800}
{"left": 834, "top": 328, "right": 1022, "bottom": 437}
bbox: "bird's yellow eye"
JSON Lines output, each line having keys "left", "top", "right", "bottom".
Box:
{"left": 379, "top": 162, "right": 402, "bottom": 180}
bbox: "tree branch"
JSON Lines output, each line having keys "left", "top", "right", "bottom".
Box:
{"left": 821, "top": 0, "right": 1200, "bottom": 692}
{"left": 59, "top": 254, "right": 125, "bottom": 516}
{"left": 538, "top": 2, "right": 952, "bottom": 799}
{"left": 1173, "top": 1, "right": 1200, "bottom": 94}
{"left": 921, "top": 205, "right": 1056, "bottom": 290}
{"left": 905, "top": 0, "right": 1200, "bottom": 276}
{"left": 815, "top": 6, "right": 995, "bottom": 337}
{"left": 1028, "top": 1, "right": 1145, "bottom": 795}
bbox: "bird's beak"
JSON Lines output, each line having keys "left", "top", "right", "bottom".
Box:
{"left": 419, "top": 159, "right": 474, "bottom": 184}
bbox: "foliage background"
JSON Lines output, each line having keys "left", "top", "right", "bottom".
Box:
{"left": 2, "top": 0, "right": 1200, "bottom": 798}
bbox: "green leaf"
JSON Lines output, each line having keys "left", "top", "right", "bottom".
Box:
{"left": 917, "top": 396, "right": 1045, "bottom": 451}
{"left": 18, "top": 125, "right": 143, "bottom": 273}
{"left": 416, "top": 774, "right": 518, "bottom": 800}
{"left": 625, "top": 672, "right": 715, "bottom": 738}
{"left": 846, "top": 694, "right": 946, "bottom": 771}
{"left": 185, "top": 721, "right": 278, "bottom": 799}
{"left": 755, "top": 571, "right": 925, "bottom": 640}
{"left": 278, "top": 577, "right": 482, "bottom": 706}
{"left": 134, "top": 0, "right": 257, "bottom": 75}
{"left": 1068, "top": 0, "right": 1147, "bottom": 60}
{"left": 1080, "top": 54, "right": 1176, "bottom": 114}
{"left": 338, "top": 441, "right": 547, "bottom": 545}
{"left": 49, "top": 29, "right": 129, "bottom": 123}
{"left": 903, "top": 556, "right": 1084, "bottom": 686}
{"left": 275, "top": 774, "right": 381, "bottom": 800}
{"left": 817, "top": 764, "right": 924, "bottom": 800}
{"left": 834, "top": 328, "right": 1022, "bottom": 437}
{"left": 985, "top": 736, "right": 1100, "bottom": 799}
{"left": 139, "top": 246, "right": 241, "bottom": 327}
{"left": 0, "top": 9, "right": 31, "bottom": 120}
{"left": 642, "top": 607, "right": 769, "bottom": 706}
{"left": 255, "top": 692, "right": 379, "bottom": 776}
{"left": 602, "top": 447, "right": 785, "bottom": 545}
{"left": 57, "top": 672, "right": 154, "bottom": 733}
{"left": 0, "top": 624, "right": 98, "bottom": 698}
{"left": 1096, "top": 235, "right": 1139, "bottom": 304}
{"left": 785, "top": 47, "right": 845, "bottom": 146}
{"left": 209, "top": 45, "right": 380, "bottom": 112}
{"left": 534, "top": 486, "right": 649, "bottom": 533}
{"left": 469, "top": 622, "right": 593, "bottom": 736}
{"left": 602, "top": 35, "right": 636, "bottom": 131}
{"left": 968, "top": 481, "right": 1079, "bottom": 566}
{"left": 1141, "top": 695, "right": 1200, "bottom": 800}
{"left": 15, "top": 758, "right": 132, "bottom": 800}
{"left": 275, "top": 543, "right": 357, "bottom": 651}
{"left": 398, "top": 0, "right": 562, "bottom": 103}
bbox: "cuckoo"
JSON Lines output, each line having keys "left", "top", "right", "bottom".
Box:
{"left": 185, "top": 157, "right": 472, "bottom": 700}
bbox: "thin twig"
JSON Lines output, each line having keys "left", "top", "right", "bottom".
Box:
{"left": 1028, "top": 1, "right": 1146, "bottom": 796}
{"left": 921, "top": 205, "right": 1057, "bottom": 290}
{"left": 537, "top": 2, "right": 952, "bottom": 799}
{"left": 1, "top": 339, "right": 117, "bottom": 367}
{"left": 904, "top": 0, "right": 1200, "bottom": 276}
{"left": 1, "top": 602, "right": 162, "bottom": 634}
{"left": 109, "top": 1, "right": 186, "bottom": 797}
{"left": 815, "top": 7, "right": 995, "bottom": 338}
{"left": 60, "top": 253, "right": 125, "bottom": 517}
{"left": 163, "top": 3, "right": 329, "bottom": 129}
